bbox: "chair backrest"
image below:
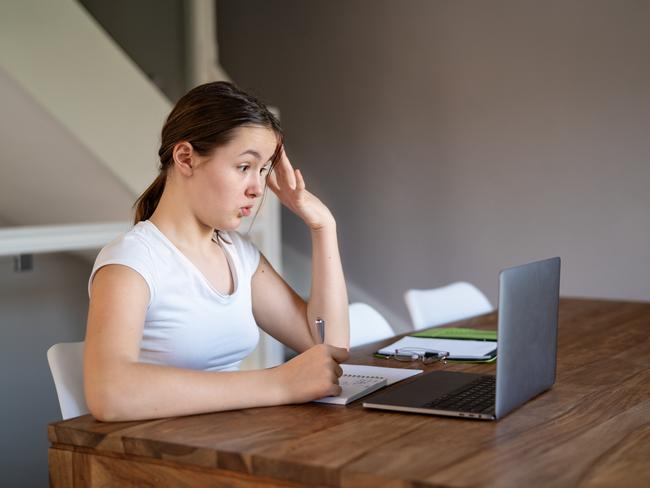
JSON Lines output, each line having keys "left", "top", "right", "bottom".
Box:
{"left": 47, "top": 341, "right": 89, "bottom": 420}
{"left": 404, "top": 281, "right": 493, "bottom": 330}
{"left": 349, "top": 302, "right": 395, "bottom": 348}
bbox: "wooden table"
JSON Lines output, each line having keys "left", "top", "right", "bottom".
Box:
{"left": 49, "top": 298, "right": 650, "bottom": 487}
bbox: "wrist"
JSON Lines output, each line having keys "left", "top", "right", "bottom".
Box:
{"left": 268, "top": 364, "right": 291, "bottom": 405}
{"left": 309, "top": 215, "right": 336, "bottom": 234}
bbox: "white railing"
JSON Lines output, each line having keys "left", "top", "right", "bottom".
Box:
{"left": 0, "top": 222, "right": 130, "bottom": 257}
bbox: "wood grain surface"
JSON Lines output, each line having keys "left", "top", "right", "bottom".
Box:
{"left": 49, "top": 298, "right": 650, "bottom": 487}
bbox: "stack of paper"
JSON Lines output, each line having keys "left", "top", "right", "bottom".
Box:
{"left": 377, "top": 336, "right": 496, "bottom": 360}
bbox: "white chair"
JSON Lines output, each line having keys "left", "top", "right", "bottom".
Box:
{"left": 349, "top": 302, "right": 395, "bottom": 348}
{"left": 47, "top": 341, "right": 89, "bottom": 420}
{"left": 404, "top": 282, "right": 493, "bottom": 330}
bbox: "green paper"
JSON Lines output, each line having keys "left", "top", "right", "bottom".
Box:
{"left": 411, "top": 327, "right": 497, "bottom": 341}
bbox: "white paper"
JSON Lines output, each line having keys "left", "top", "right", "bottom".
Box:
{"left": 313, "top": 374, "right": 386, "bottom": 405}
{"left": 377, "top": 336, "right": 496, "bottom": 359}
{"left": 313, "top": 364, "right": 423, "bottom": 405}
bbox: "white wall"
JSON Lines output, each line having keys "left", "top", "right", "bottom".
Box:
{"left": 0, "top": 0, "right": 171, "bottom": 197}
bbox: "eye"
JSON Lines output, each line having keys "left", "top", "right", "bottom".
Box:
{"left": 237, "top": 164, "right": 250, "bottom": 173}
{"left": 260, "top": 165, "right": 271, "bottom": 175}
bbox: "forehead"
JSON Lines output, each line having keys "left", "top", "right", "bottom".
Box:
{"left": 219, "top": 126, "right": 278, "bottom": 160}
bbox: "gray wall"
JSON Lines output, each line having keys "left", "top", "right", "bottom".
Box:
{"left": 79, "top": 0, "right": 186, "bottom": 102}
{"left": 0, "top": 253, "right": 90, "bottom": 488}
{"left": 218, "top": 0, "right": 650, "bottom": 329}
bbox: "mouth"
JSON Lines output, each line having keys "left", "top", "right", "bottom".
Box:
{"left": 240, "top": 206, "right": 253, "bottom": 217}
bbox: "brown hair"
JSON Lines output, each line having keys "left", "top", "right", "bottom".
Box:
{"left": 134, "top": 81, "right": 283, "bottom": 224}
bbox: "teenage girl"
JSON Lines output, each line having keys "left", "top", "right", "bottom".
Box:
{"left": 84, "top": 82, "right": 349, "bottom": 421}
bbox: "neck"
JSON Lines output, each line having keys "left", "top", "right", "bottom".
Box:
{"left": 148, "top": 178, "right": 215, "bottom": 252}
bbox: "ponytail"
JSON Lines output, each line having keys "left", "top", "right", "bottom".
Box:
{"left": 133, "top": 172, "right": 166, "bottom": 224}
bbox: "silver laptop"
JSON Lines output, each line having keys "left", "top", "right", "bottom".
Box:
{"left": 363, "top": 257, "right": 560, "bottom": 420}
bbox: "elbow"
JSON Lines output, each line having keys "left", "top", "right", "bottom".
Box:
{"left": 86, "top": 389, "right": 123, "bottom": 422}
{"left": 85, "top": 379, "right": 132, "bottom": 422}
{"left": 88, "top": 404, "right": 118, "bottom": 423}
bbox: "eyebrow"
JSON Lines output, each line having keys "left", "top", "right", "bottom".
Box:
{"left": 238, "top": 149, "right": 262, "bottom": 160}
{"left": 237, "top": 149, "right": 273, "bottom": 164}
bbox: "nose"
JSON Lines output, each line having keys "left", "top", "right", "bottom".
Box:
{"left": 246, "top": 173, "right": 264, "bottom": 198}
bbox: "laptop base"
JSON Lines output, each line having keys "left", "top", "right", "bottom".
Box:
{"left": 363, "top": 370, "right": 497, "bottom": 421}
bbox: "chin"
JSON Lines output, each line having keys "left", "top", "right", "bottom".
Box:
{"left": 201, "top": 216, "right": 238, "bottom": 234}
{"left": 217, "top": 218, "right": 241, "bottom": 232}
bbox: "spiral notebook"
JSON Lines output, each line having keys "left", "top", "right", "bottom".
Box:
{"left": 313, "top": 364, "right": 423, "bottom": 405}
{"left": 313, "top": 374, "right": 387, "bottom": 405}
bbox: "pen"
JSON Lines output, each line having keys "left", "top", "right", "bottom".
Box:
{"left": 315, "top": 317, "right": 325, "bottom": 344}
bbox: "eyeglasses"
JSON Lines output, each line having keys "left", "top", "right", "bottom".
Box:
{"left": 392, "top": 347, "right": 449, "bottom": 364}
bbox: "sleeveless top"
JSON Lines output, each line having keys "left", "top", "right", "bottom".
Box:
{"left": 89, "top": 220, "right": 261, "bottom": 371}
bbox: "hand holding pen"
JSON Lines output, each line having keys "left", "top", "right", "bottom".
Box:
{"left": 274, "top": 316, "right": 349, "bottom": 403}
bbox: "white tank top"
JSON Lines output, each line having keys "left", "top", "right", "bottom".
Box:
{"left": 89, "top": 220, "right": 261, "bottom": 372}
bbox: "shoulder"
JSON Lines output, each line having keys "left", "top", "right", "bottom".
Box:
{"left": 97, "top": 222, "right": 155, "bottom": 262}
{"left": 90, "top": 222, "right": 157, "bottom": 302}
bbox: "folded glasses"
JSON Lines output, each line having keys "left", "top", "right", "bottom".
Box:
{"left": 392, "top": 347, "right": 449, "bottom": 364}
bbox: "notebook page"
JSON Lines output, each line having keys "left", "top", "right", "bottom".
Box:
{"left": 313, "top": 374, "right": 386, "bottom": 405}
{"left": 341, "top": 364, "right": 423, "bottom": 385}
{"left": 312, "top": 364, "right": 423, "bottom": 405}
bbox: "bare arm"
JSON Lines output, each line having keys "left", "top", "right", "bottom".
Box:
{"left": 307, "top": 222, "right": 349, "bottom": 348}
{"left": 252, "top": 231, "right": 348, "bottom": 352}
{"left": 264, "top": 148, "right": 350, "bottom": 349}
{"left": 252, "top": 255, "right": 313, "bottom": 352}
{"left": 84, "top": 265, "right": 346, "bottom": 422}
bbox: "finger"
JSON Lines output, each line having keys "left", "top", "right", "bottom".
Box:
{"left": 267, "top": 169, "right": 281, "bottom": 193}
{"left": 278, "top": 149, "right": 296, "bottom": 190}
{"left": 328, "top": 368, "right": 340, "bottom": 384}
{"left": 328, "top": 345, "right": 350, "bottom": 363}
{"left": 334, "top": 363, "right": 343, "bottom": 378}
{"left": 268, "top": 151, "right": 286, "bottom": 190}
{"left": 295, "top": 169, "right": 306, "bottom": 192}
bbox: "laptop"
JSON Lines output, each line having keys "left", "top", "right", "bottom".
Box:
{"left": 363, "top": 257, "right": 561, "bottom": 420}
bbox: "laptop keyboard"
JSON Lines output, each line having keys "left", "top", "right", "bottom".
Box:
{"left": 421, "top": 375, "right": 495, "bottom": 414}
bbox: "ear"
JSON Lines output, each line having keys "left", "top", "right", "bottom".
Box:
{"left": 172, "top": 142, "right": 195, "bottom": 176}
